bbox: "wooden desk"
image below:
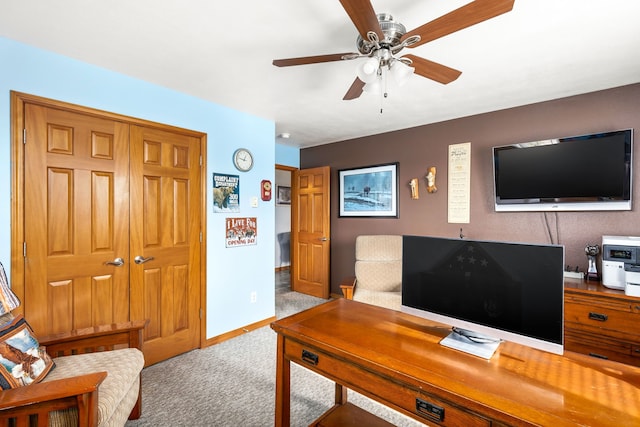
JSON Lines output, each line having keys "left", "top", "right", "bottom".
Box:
{"left": 271, "top": 298, "right": 640, "bottom": 426}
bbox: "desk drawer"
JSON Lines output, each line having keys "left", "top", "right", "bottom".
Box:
{"left": 285, "top": 339, "right": 490, "bottom": 427}
{"left": 564, "top": 329, "right": 640, "bottom": 366}
{"left": 564, "top": 300, "right": 639, "bottom": 337}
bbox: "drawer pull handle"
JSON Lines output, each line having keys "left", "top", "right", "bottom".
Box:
{"left": 416, "top": 398, "right": 445, "bottom": 422}
{"left": 588, "top": 312, "right": 608, "bottom": 322}
{"left": 589, "top": 352, "right": 609, "bottom": 360}
{"left": 301, "top": 349, "right": 319, "bottom": 366}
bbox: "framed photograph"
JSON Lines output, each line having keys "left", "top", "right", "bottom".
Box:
{"left": 276, "top": 185, "right": 291, "bottom": 205}
{"left": 338, "top": 162, "right": 398, "bottom": 217}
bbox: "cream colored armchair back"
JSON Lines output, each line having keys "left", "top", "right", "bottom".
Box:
{"left": 342, "top": 235, "right": 403, "bottom": 310}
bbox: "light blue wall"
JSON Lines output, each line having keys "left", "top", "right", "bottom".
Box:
{"left": 0, "top": 36, "right": 289, "bottom": 339}
{"left": 276, "top": 144, "right": 300, "bottom": 168}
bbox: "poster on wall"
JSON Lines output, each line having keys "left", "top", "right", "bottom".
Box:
{"left": 225, "top": 217, "right": 257, "bottom": 247}
{"left": 213, "top": 173, "right": 240, "bottom": 213}
{"left": 447, "top": 142, "right": 471, "bottom": 223}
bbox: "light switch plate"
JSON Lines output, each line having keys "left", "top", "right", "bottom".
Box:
{"left": 251, "top": 196, "right": 258, "bottom": 207}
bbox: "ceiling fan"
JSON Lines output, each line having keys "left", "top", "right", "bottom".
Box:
{"left": 273, "top": 0, "right": 515, "bottom": 100}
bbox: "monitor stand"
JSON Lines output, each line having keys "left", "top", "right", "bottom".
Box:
{"left": 440, "top": 327, "right": 501, "bottom": 359}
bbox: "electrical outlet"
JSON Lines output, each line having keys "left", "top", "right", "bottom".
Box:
{"left": 250, "top": 291, "right": 257, "bottom": 303}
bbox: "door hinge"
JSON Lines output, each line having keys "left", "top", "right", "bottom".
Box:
{"left": 23, "top": 129, "right": 26, "bottom": 145}
{"left": 23, "top": 242, "right": 26, "bottom": 258}
{"left": 199, "top": 155, "right": 202, "bottom": 167}
{"left": 199, "top": 308, "right": 203, "bottom": 319}
{"left": 199, "top": 231, "right": 203, "bottom": 243}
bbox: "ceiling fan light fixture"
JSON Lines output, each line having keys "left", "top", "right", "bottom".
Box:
{"left": 357, "top": 57, "right": 380, "bottom": 83}
{"left": 390, "top": 60, "right": 414, "bottom": 87}
{"left": 363, "top": 78, "right": 382, "bottom": 95}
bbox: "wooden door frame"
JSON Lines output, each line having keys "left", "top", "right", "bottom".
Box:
{"left": 10, "top": 91, "right": 208, "bottom": 347}
{"left": 275, "top": 164, "right": 297, "bottom": 278}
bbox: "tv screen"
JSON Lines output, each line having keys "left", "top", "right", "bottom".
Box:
{"left": 401, "top": 235, "right": 564, "bottom": 356}
{"left": 493, "top": 129, "right": 633, "bottom": 211}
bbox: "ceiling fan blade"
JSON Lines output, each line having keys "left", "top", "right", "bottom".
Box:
{"left": 273, "top": 53, "right": 358, "bottom": 67}
{"left": 402, "top": 0, "right": 514, "bottom": 47}
{"left": 404, "top": 54, "right": 462, "bottom": 84}
{"left": 343, "top": 78, "right": 365, "bottom": 100}
{"left": 338, "top": 0, "right": 383, "bottom": 40}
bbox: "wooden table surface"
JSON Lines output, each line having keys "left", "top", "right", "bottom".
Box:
{"left": 272, "top": 298, "right": 640, "bottom": 426}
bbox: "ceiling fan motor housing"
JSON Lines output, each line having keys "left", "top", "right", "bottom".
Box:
{"left": 356, "top": 14, "right": 407, "bottom": 55}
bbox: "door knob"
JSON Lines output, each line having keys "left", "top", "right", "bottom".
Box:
{"left": 134, "top": 255, "right": 155, "bottom": 265}
{"left": 105, "top": 257, "right": 124, "bottom": 267}
{"left": 319, "top": 237, "right": 329, "bottom": 241}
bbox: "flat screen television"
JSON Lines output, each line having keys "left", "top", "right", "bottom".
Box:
{"left": 401, "top": 235, "right": 564, "bottom": 358}
{"left": 493, "top": 129, "right": 633, "bottom": 212}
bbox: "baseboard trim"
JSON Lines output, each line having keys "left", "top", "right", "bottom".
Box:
{"left": 204, "top": 316, "right": 277, "bottom": 348}
{"left": 275, "top": 266, "right": 290, "bottom": 272}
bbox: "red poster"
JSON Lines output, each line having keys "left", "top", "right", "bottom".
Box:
{"left": 225, "top": 217, "right": 257, "bottom": 247}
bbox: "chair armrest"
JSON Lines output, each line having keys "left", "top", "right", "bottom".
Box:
{"left": 340, "top": 276, "right": 357, "bottom": 300}
{"left": 0, "top": 372, "right": 107, "bottom": 426}
{"left": 0, "top": 372, "right": 107, "bottom": 409}
{"left": 40, "top": 319, "right": 148, "bottom": 357}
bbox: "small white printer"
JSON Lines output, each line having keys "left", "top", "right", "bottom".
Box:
{"left": 602, "top": 235, "right": 640, "bottom": 297}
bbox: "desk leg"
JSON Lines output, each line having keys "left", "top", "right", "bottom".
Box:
{"left": 275, "top": 334, "right": 290, "bottom": 427}
{"left": 335, "top": 383, "right": 347, "bottom": 405}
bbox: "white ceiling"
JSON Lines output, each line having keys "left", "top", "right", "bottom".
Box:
{"left": 1, "top": 1, "right": 639, "bottom": 148}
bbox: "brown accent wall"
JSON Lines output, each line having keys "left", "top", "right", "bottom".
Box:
{"left": 301, "top": 83, "right": 640, "bottom": 296}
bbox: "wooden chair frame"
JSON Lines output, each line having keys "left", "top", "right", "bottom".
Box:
{"left": 0, "top": 319, "right": 147, "bottom": 427}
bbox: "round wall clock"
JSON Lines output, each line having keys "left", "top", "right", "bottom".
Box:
{"left": 233, "top": 148, "right": 254, "bottom": 172}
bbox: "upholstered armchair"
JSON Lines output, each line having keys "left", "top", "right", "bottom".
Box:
{"left": 0, "top": 261, "right": 147, "bottom": 426}
{"left": 0, "top": 319, "right": 147, "bottom": 426}
{"left": 340, "top": 235, "right": 403, "bottom": 310}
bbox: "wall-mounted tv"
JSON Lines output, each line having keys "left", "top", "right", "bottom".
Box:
{"left": 401, "top": 235, "right": 564, "bottom": 358}
{"left": 493, "top": 129, "right": 633, "bottom": 212}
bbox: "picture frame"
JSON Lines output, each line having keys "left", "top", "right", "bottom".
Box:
{"left": 276, "top": 185, "right": 291, "bottom": 205}
{"left": 338, "top": 162, "right": 398, "bottom": 217}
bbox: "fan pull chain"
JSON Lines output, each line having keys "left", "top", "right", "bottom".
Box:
{"left": 380, "top": 67, "right": 388, "bottom": 114}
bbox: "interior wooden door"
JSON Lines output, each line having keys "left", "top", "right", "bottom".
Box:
{"left": 23, "top": 104, "right": 131, "bottom": 335}
{"left": 129, "top": 125, "right": 202, "bottom": 365}
{"left": 291, "top": 166, "right": 330, "bottom": 299}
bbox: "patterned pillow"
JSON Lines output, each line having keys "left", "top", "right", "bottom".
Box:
{"left": 0, "top": 314, "right": 55, "bottom": 389}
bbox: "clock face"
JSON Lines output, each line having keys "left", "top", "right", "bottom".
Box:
{"left": 233, "top": 148, "right": 253, "bottom": 171}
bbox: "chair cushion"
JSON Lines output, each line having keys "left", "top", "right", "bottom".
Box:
{"left": 355, "top": 235, "right": 403, "bottom": 293}
{"left": 353, "top": 235, "right": 403, "bottom": 308}
{"left": 355, "top": 235, "right": 402, "bottom": 261}
{"left": 0, "top": 314, "right": 55, "bottom": 390}
{"left": 353, "top": 289, "right": 402, "bottom": 311}
{"left": 355, "top": 260, "right": 402, "bottom": 292}
{"left": 44, "top": 348, "right": 144, "bottom": 427}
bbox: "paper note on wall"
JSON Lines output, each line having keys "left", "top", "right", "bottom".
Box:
{"left": 448, "top": 142, "right": 471, "bottom": 223}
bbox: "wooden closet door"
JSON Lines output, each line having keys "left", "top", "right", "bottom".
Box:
{"left": 129, "top": 125, "right": 202, "bottom": 366}
{"left": 23, "top": 104, "right": 130, "bottom": 335}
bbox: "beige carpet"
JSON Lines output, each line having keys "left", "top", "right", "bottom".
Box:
{"left": 125, "top": 273, "right": 423, "bottom": 426}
